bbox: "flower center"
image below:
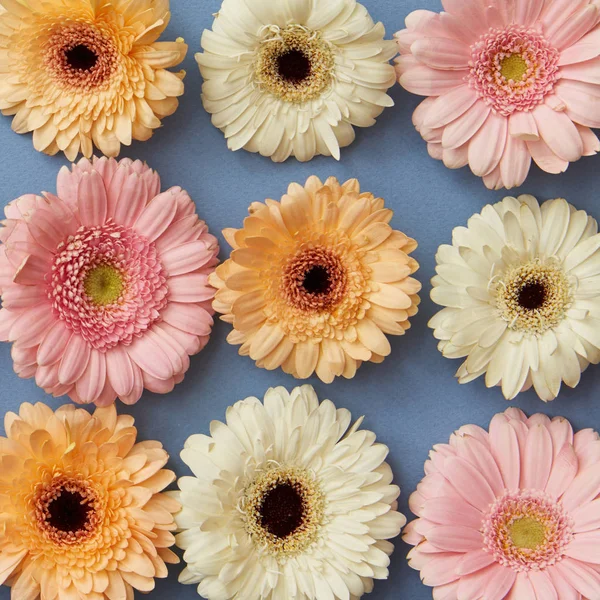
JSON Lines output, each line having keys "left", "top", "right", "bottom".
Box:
{"left": 496, "top": 260, "right": 571, "bottom": 335}
{"left": 49, "top": 220, "right": 169, "bottom": 351}
{"left": 510, "top": 517, "right": 546, "bottom": 550}
{"left": 500, "top": 54, "right": 528, "bottom": 82}
{"left": 469, "top": 26, "right": 559, "bottom": 115}
{"left": 483, "top": 490, "right": 573, "bottom": 572}
{"left": 34, "top": 476, "right": 102, "bottom": 546}
{"left": 255, "top": 25, "right": 335, "bottom": 103}
{"left": 243, "top": 466, "right": 324, "bottom": 558}
{"left": 44, "top": 23, "right": 118, "bottom": 90}
{"left": 65, "top": 44, "right": 98, "bottom": 71}
{"left": 84, "top": 264, "right": 124, "bottom": 306}
{"left": 281, "top": 246, "right": 348, "bottom": 312}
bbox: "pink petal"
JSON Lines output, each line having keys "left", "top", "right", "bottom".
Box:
{"left": 577, "top": 124, "right": 600, "bottom": 155}
{"left": 56, "top": 166, "right": 81, "bottom": 209}
{"left": 120, "top": 363, "right": 144, "bottom": 405}
{"left": 13, "top": 254, "right": 51, "bottom": 286}
{"left": 421, "top": 496, "right": 483, "bottom": 529}
{"left": 155, "top": 215, "right": 202, "bottom": 253}
{"left": 57, "top": 335, "right": 91, "bottom": 385}
{"left": 453, "top": 436, "right": 505, "bottom": 497}
{"left": 106, "top": 345, "right": 135, "bottom": 397}
{"left": 555, "top": 80, "right": 600, "bottom": 128}
{"left": 542, "top": 0, "right": 590, "bottom": 39}
{"left": 160, "top": 302, "right": 213, "bottom": 337}
{"left": 156, "top": 322, "right": 204, "bottom": 355}
{"left": 442, "top": 101, "right": 491, "bottom": 149}
{"left": 468, "top": 112, "right": 508, "bottom": 176}
{"left": 559, "top": 27, "right": 600, "bottom": 65}
{"left": 443, "top": 143, "right": 469, "bottom": 169}
{"left": 500, "top": 135, "right": 531, "bottom": 189}
{"left": 442, "top": 456, "right": 495, "bottom": 513}
{"left": 92, "top": 380, "right": 118, "bottom": 408}
{"left": 457, "top": 564, "right": 503, "bottom": 600}
{"left": 456, "top": 550, "right": 495, "bottom": 576}
{"left": 399, "top": 65, "right": 467, "bottom": 96}
{"left": 142, "top": 371, "right": 176, "bottom": 394}
{"left": 549, "top": 4, "right": 598, "bottom": 50}
{"left": 550, "top": 417, "right": 575, "bottom": 457}
{"left": 527, "top": 139, "right": 569, "bottom": 174}
{"left": 419, "top": 552, "right": 463, "bottom": 587}
{"left": 78, "top": 171, "right": 108, "bottom": 227}
{"left": 134, "top": 190, "right": 178, "bottom": 241}
{"left": 533, "top": 104, "right": 583, "bottom": 162}
{"left": 521, "top": 423, "right": 553, "bottom": 490}
{"left": 553, "top": 558, "right": 600, "bottom": 598}
{"left": 37, "top": 320, "right": 72, "bottom": 366}
{"left": 411, "top": 37, "right": 471, "bottom": 69}
{"left": 441, "top": 0, "right": 488, "bottom": 37}
{"left": 9, "top": 304, "right": 54, "bottom": 347}
{"left": 484, "top": 564, "right": 517, "bottom": 600}
{"left": 1, "top": 285, "right": 45, "bottom": 310}
{"left": 565, "top": 531, "right": 600, "bottom": 563}
{"left": 561, "top": 464, "right": 600, "bottom": 512}
{"left": 145, "top": 327, "right": 183, "bottom": 374}
{"left": 506, "top": 572, "right": 536, "bottom": 600}
{"left": 545, "top": 443, "right": 578, "bottom": 499}
{"left": 0, "top": 309, "right": 18, "bottom": 341}
{"left": 489, "top": 414, "right": 520, "bottom": 490}
{"left": 529, "top": 570, "right": 559, "bottom": 600}
{"left": 560, "top": 57, "right": 600, "bottom": 85}
{"left": 514, "top": 0, "right": 545, "bottom": 26}
{"left": 126, "top": 334, "right": 174, "bottom": 381}
{"left": 112, "top": 172, "right": 149, "bottom": 227}
{"left": 161, "top": 241, "right": 217, "bottom": 276}
{"left": 572, "top": 498, "right": 600, "bottom": 533}
{"left": 168, "top": 273, "right": 215, "bottom": 303}
{"left": 75, "top": 350, "right": 106, "bottom": 404}
{"left": 509, "top": 111, "right": 539, "bottom": 141}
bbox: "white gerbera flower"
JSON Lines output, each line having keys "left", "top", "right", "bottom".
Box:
{"left": 173, "top": 385, "right": 405, "bottom": 600}
{"left": 430, "top": 195, "right": 600, "bottom": 401}
{"left": 196, "top": 0, "right": 397, "bottom": 162}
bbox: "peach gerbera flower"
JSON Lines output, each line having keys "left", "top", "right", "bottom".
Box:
{"left": 396, "top": 0, "right": 600, "bottom": 189}
{"left": 0, "top": 402, "right": 180, "bottom": 599}
{"left": 210, "top": 176, "right": 421, "bottom": 382}
{"left": 0, "top": 0, "right": 187, "bottom": 159}
{"left": 405, "top": 408, "right": 600, "bottom": 600}
{"left": 0, "top": 157, "right": 219, "bottom": 406}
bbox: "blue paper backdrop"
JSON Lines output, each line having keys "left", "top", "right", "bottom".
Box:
{"left": 1, "top": 0, "right": 599, "bottom": 598}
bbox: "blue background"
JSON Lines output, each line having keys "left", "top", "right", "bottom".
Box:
{"left": 1, "top": 0, "right": 599, "bottom": 598}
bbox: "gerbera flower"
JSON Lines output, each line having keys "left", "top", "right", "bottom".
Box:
{"left": 0, "top": 402, "right": 180, "bottom": 599}
{"left": 174, "top": 385, "right": 406, "bottom": 600}
{"left": 0, "top": 156, "right": 219, "bottom": 406}
{"left": 405, "top": 408, "right": 600, "bottom": 600}
{"left": 210, "top": 176, "right": 421, "bottom": 382}
{"left": 429, "top": 194, "right": 600, "bottom": 401}
{"left": 196, "top": 0, "right": 397, "bottom": 162}
{"left": 395, "top": 0, "right": 600, "bottom": 189}
{"left": 0, "top": 0, "right": 187, "bottom": 160}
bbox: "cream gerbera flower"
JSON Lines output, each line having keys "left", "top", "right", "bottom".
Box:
{"left": 174, "top": 385, "right": 406, "bottom": 600}
{"left": 0, "top": 402, "right": 180, "bottom": 599}
{"left": 210, "top": 176, "right": 421, "bottom": 382}
{"left": 196, "top": 0, "right": 397, "bottom": 162}
{"left": 0, "top": 0, "right": 187, "bottom": 159}
{"left": 430, "top": 194, "right": 600, "bottom": 401}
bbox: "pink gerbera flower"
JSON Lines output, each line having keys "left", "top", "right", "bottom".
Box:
{"left": 0, "top": 157, "right": 219, "bottom": 406}
{"left": 405, "top": 408, "right": 600, "bottom": 600}
{"left": 396, "top": 0, "right": 600, "bottom": 189}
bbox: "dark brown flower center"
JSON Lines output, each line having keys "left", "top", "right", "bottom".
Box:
{"left": 302, "top": 265, "right": 331, "bottom": 295}
{"left": 518, "top": 281, "right": 547, "bottom": 310}
{"left": 65, "top": 44, "right": 98, "bottom": 71}
{"left": 277, "top": 49, "right": 311, "bottom": 83}
{"left": 46, "top": 489, "right": 93, "bottom": 533}
{"left": 259, "top": 482, "right": 306, "bottom": 539}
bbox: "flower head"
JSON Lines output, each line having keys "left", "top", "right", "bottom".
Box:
{"left": 174, "top": 385, "right": 406, "bottom": 600}
{"left": 210, "top": 176, "right": 421, "bottom": 382}
{"left": 0, "top": 0, "right": 187, "bottom": 159}
{"left": 0, "top": 402, "right": 180, "bottom": 599}
{"left": 405, "top": 408, "right": 600, "bottom": 600}
{"left": 196, "top": 0, "right": 397, "bottom": 162}
{"left": 396, "top": 0, "right": 600, "bottom": 189}
{"left": 429, "top": 194, "right": 600, "bottom": 401}
{"left": 0, "top": 156, "right": 219, "bottom": 406}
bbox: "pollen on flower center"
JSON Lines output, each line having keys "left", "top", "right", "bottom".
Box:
{"left": 255, "top": 25, "right": 335, "bottom": 103}
{"left": 500, "top": 54, "right": 528, "bottom": 82}
{"left": 243, "top": 466, "right": 325, "bottom": 558}
{"left": 34, "top": 476, "right": 102, "bottom": 545}
{"left": 482, "top": 490, "right": 573, "bottom": 572}
{"left": 84, "top": 264, "right": 124, "bottom": 306}
{"left": 496, "top": 260, "right": 571, "bottom": 335}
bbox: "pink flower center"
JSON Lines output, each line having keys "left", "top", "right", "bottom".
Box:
{"left": 469, "top": 26, "right": 560, "bottom": 116}
{"left": 482, "top": 490, "right": 573, "bottom": 572}
{"left": 48, "top": 220, "right": 169, "bottom": 351}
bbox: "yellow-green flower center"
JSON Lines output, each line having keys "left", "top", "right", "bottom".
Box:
{"left": 84, "top": 265, "right": 123, "bottom": 305}
{"left": 510, "top": 517, "right": 545, "bottom": 550}
{"left": 500, "top": 54, "right": 528, "bottom": 82}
